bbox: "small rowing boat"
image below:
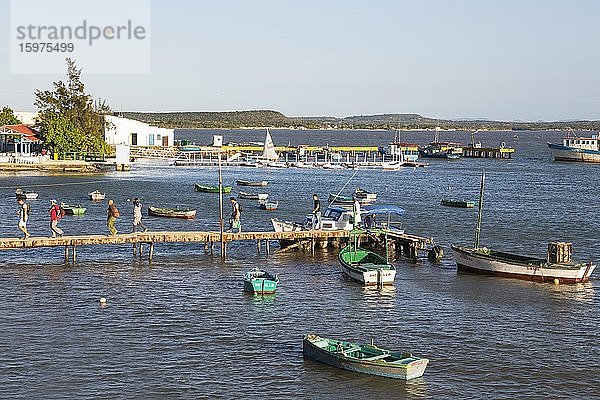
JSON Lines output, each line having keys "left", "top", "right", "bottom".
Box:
{"left": 338, "top": 244, "right": 396, "bottom": 285}
{"left": 88, "top": 190, "right": 106, "bottom": 201}
{"left": 259, "top": 200, "right": 278, "bottom": 211}
{"left": 195, "top": 183, "right": 232, "bottom": 193}
{"left": 243, "top": 268, "right": 279, "bottom": 294}
{"left": 441, "top": 199, "right": 475, "bottom": 208}
{"left": 236, "top": 179, "right": 268, "bottom": 186}
{"left": 147, "top": 205, "right": 197, "bottom": 219}
{"left": 60, "top": 202, "right": 86, "bottom": 216}
{"left": 239, "top": 191, "right": 269, "bottom": 200}
{"left": 302, "top": 334, "right": 429, "bottom": 380}
{"left": 15, "top": 189, "right": 38, "bottom": 200}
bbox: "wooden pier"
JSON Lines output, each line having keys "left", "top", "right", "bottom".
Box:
{"left": 0, "top": 229, "right": 433, "bottom": 263}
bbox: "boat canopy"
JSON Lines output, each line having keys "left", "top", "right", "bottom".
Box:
{"left": 362, "top": 205, "right": 406, "bottom": 216}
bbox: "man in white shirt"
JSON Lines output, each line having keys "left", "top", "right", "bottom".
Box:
{"left": 17, "top": 198, "right": 30, "bottom": 239}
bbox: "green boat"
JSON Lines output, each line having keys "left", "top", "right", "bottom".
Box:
{"left": 338, "top": 244, "right": 396, "bottom": 285}
{"left": 60, "top": 202, "right": 86, "bottom": 216}
{"left": 441, "top": 199, "right": 475, "bottom": 208}
{"left": 303, "top": 334, "right": 429, "bottom": 380}
{"left": 243, "top": 268, "right": 279, "bottom": 294}
{"left": 194, "top": 183, "right": 232, "bottom": 193}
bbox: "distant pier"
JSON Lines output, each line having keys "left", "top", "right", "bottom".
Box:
{"left": 0, "top": 229, "right": 433, "bottom": 263}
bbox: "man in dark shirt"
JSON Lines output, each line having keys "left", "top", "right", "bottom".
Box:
{"left": 312, "top": 194, "right": 321, "bottom": 229}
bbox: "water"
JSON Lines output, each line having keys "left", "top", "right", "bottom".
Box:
{"left": 0, "top": 130, "right": 598, "bottom": 399}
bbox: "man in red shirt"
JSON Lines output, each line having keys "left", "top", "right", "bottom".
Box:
{"left": 48, "top": 200, "right": 64, "bottom": 238}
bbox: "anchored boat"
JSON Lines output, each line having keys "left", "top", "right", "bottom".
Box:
{"left": 441, "top": 199, "right": 475, "bottom": 208}
{"left": 451, "top": 172, "right": 595, "bottom": 283}
{"left": 15, "top": 188, "right": 38, "bottom": 200}
{"left": 239, "top": 191, "right": 268, "bottom": 200}
{"left": 60, "top": 203, "right": 86, "bottom": 216}
{"left": 338, "top": 243, "right": 396, "bottom": 285}
{"left": 148, "top": 205, "right": 196, "bottom": 219}
{"left": 243, "top": 268, "right": 279, "bottom": 294}
{"left": 236, "top": 179, "right": 268, "bottom": 187}
{"left": 547, "top": 133, "right": 600, "bottom": 163}
{"left": 258, "top": 200, "right": 278, "bottom": 211}
{"left": 88, "top": 190, "right": 106, "bottom": 201}
{"left": 303, "top": 334, "right": 429, "bottom": 380}
{"left": 194, "top": 183, "right": 232, "bottom": 193}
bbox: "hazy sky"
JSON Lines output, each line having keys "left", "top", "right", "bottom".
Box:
{"left": 1, "top": 0, "right": 600, "bottom": 120}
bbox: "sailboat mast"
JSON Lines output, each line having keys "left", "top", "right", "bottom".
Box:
{"left": 474, "top": 172, "right": 485, "bottom": 249}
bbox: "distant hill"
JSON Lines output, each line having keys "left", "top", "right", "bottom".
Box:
{"left": 120, "top": 110, "right": 600, "bottom": 131}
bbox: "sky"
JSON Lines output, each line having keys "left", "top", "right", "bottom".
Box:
{"left": 1, "top": 0, "right": 600, "bottom": 121}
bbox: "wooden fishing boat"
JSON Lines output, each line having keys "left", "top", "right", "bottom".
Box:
{"left": 329, "top": 193, "right": 375, "bottom": 206}
{"left": 243, "top": 268, "right": 279, "bottom": 294}
{"left": 236, "top": 179, "right": 268, "bottom": 187}
{"left": 354, "top": 187, "right": 377, "bottom": 202}
{"left": 441, "top": 199, "right": 475, "bottom": 208}
{"left": 88, "top": 190, "right": 106, "bottom": 201}
{"left": 338, "top": 244, "right": 396, "bottom": 285}
{"left": 451, "top": 172, "right": 596, "bottom": 283}
{"left": 15, "top": 188, "right": 38, "bottom": 200}
{"left": 258, "top": 200, "right": 278, "bottom": 211}
{"left": 194, "top": 183, "right": 232, "bottom": 193}
{"left": 60, "top": 202, "right": 86, "bottom": 216}
{"left": 302, "top": 334, "right": 429, "bottom": 380}
{"left": 239, "top": 191, "right": 268, "bottom": 200}
{"left": 148, "top": 205, "right": 196, "bottom": 219}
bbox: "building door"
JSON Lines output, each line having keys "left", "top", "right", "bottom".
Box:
{"left": 162, "top": 135, "right": 169, "bottom": 146}
{"left": 149, "top": 134, "right": 154, "bottom": 146}
{"left": 130, "top": 133, "right": 138, "bottom": 146}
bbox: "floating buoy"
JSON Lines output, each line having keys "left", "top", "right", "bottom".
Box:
{"left": 553, "top": 278, "right": 560, "bottom": 285}
{"left": 99, "top": 297, "right": 107, "bottom": 305}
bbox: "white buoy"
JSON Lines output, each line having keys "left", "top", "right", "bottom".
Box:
{"left": 99, "top": 297, "right": 107, "bottom": 305}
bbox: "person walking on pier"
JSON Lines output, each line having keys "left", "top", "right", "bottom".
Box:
{"left": 312, "top": 194, "right": 321, "bottom": 229}
{"left": 131, "top": 198, "right": 148, "bottom": 233}
{"left": 107, "top": 199, "right": 120, "bottom": 235}
{"left": 48, "top": 200, "right": 64, "bottom": 238}
{"left": 229, "top": 197, "right": 241, "bottom": 233}
{"left": 16, "top": 198, "right": 30, "bottom": 239}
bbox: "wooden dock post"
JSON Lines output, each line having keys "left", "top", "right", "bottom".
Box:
{"left": 72, "top": 245, "right": 77, "bottom": 263}
{"left": 256, "top": 239, "right": 261, "bottom": 253}
{"left": 64, "top": 245, "right": 69, "bottom": 262}
{"left": 149, "top": 243, "right": 154, "bottom": 261}
{"left": 265, "top": 240, "right": 270, "bottom": 255}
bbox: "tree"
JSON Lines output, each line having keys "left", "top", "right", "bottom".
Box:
{"left": 35, "top": 58, "right": 111, "bottom": 155}
{"left": 0, "top": 106, "right": 21, "bottom": 125}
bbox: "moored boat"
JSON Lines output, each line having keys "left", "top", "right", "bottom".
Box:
{"left": 441, "top": 199, "right": 475, "bottom": 208}
{"left": 60, "top": 202, "right": 86, "bottom": 216}
{"left": 15, "top": 188, "right": 38, "bottom": 200}
{"left": 547, "top": 134, "right": 600, "bottom": 163}
{"left": 329, "top": 193, "right": 375, "bottom": 206}
{"left": 243, "top": 268, "right": 279, "bottom": 294}
{"left": 302, "top": 334, "right": 429, "bottom": 380}
{"left": 258, "top": 200, "right": 278, "bottom": 211}
{"left": 148, "top": 205, "right": 197, "bottom": 219}
{"left": 338, "top": 244, "right": 396, "bottom": 285}
{"left": 195, "top": 183, "right": 232, "bottom": 193}
{"left": 88, "top": 190, "right": 106, "bottom": 201}
{"left": 239, "top": 191, "right": 268, "bottom": 200}
{"left": 236, "top": 179, "right": 268, "bottom": 186}
{"left": 354, "top": 187, "right": 377, "bottom": 202}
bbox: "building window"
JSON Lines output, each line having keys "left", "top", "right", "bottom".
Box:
{"left": 130, "top": 132, "right": 138, "bottom": 146}
{"left": 149, "top": 134, "right": 154, "bottom": 146}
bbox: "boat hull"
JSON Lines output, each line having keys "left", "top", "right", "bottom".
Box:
{"left": 243, "top": 278, "right": 278, "bottom": 294}
{"left": 547, "top": 142, "right": 600, "bottom": 163}
{"left": 148, "top": 206, "right": 196, "bottom": 219}
{"left": 338, "top": 246, "right": 396, "bottom": 285}
{"left": 441, "top": 199, "right": 474, "bottom": 208}
{"left": 452, "top": 245, "right": 595, "bottom": 283}
{"left": 195, "top": 184, "right": 232, "bottom": 193}
{"left": 302, "top": 335, "right": 428, "bottom": 380}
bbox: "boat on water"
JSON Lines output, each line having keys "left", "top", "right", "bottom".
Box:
{"left": 451, "top": 172, "right": 596, "bottom": 283}
{"left": 547, "top": 133, "right": 600, "bottom": 163}
{"left": 60, "top": 203, "right": 86, "bottom": 216}
{"left": 239, "top": 191, "right": 268, "bottom": 200}
{"left": 302, "top": 334, "right": 429, "bottom": 380}
{"left": 243, "top": 268, "right": 279, "bottom": 294}
{"left": 328, "top": 193, "right": 375, "bottom": 206}
{"left": 339, "top": 243, "right": 396, "bottom": 285}
{"left": 88, "top": 190, "right": 106, "bottom": 201}
{"left": 236, "top": 179, "right": 268, "bottom": 187}
{"left": 354, "top": 187, "right": 377, "bottom": 202}
{"left": 419, "top": 142, "right": 462, "bottom": 159}
{"left": 258, "top": 200, "right": 278, "bottom": 211}
{"left": 194, "top": 183, "right": 232, "bottom": 193}
{"left": 441, "top": 199, "right": 475, "bottom": 208}
{"left": 147, "top": 205, "right": 197, "bottom": 219}
{"left": 15, "top": 189, "right": 38, "bottom": 200}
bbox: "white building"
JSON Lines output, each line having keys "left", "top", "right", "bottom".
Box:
{"left": 105, "top": 116, "right": 174, "bottom": 147}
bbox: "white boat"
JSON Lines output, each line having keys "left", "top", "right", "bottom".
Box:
{"left": 339, "top": 244, "right": 397, "bottom": 285}
{"left": 452, "top": 172, "right": 595, "bottom": 283}
{"left": 262, "top": 128, "right": 279, "bottom": 162}
{"left": 452, "top": 244, "right": 595, "bottom": 284}
{"left": 239, "top": 191, "right": 268, "bottom": 201}
{"left": 381, "top": 161, "right": 402, "bottom": 171}
{"left": 547, "top": 134, "right": 600, "bottom": 163}
{"left": 322, "top": 162, "right": 345, "bottom": 170}
{"left": 88, "top": 190, "right": 106, "bottom": 201}
{"left": 15, "top": 189, "right": 38, "bottom": 200}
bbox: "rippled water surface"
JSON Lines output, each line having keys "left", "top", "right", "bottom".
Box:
{"left": 0, "top": 130, "right": 598, "bottom": 399}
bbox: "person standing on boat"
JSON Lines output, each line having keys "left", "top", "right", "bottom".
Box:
{"left": 16, "top": 198, "right": 30, "bottom": 239}
{"left": 48, "top": 200, "right": 64, "bottom": 238}
{"left": 131, "top": 198, "right": 148, "bottom": 233}
{"left": 353, "top": 196, "right": 362, "bottom": 229}
{"left": 229, "top": 197, "right": 241, "bottom": 233}
{"left": 312, "top": 194, "right": 321, "bottom": 229}
{"left": 107, "top": 199, "right": 120, "bottom": 235}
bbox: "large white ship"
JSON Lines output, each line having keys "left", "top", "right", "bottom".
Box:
{"left": 547, "top": 134, "right": 600, "bottom": 163}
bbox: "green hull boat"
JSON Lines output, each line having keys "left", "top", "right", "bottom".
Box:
{"left": 60, "top": 203, "right": 86, "bottom": 216}
{"left": 441, "top": 199, "right": 475, "bottom": 208}
{"left": 338, "top": 245, "right": 396, "bottom": 285}
{"left": 195, "top": 183, "right": 232, "bottom": 193}
{"left": 303, "top": 334, "right": 429, "bottom": 380}
{"left": 243, "top": 268, "right": 279, "bottom": 294}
